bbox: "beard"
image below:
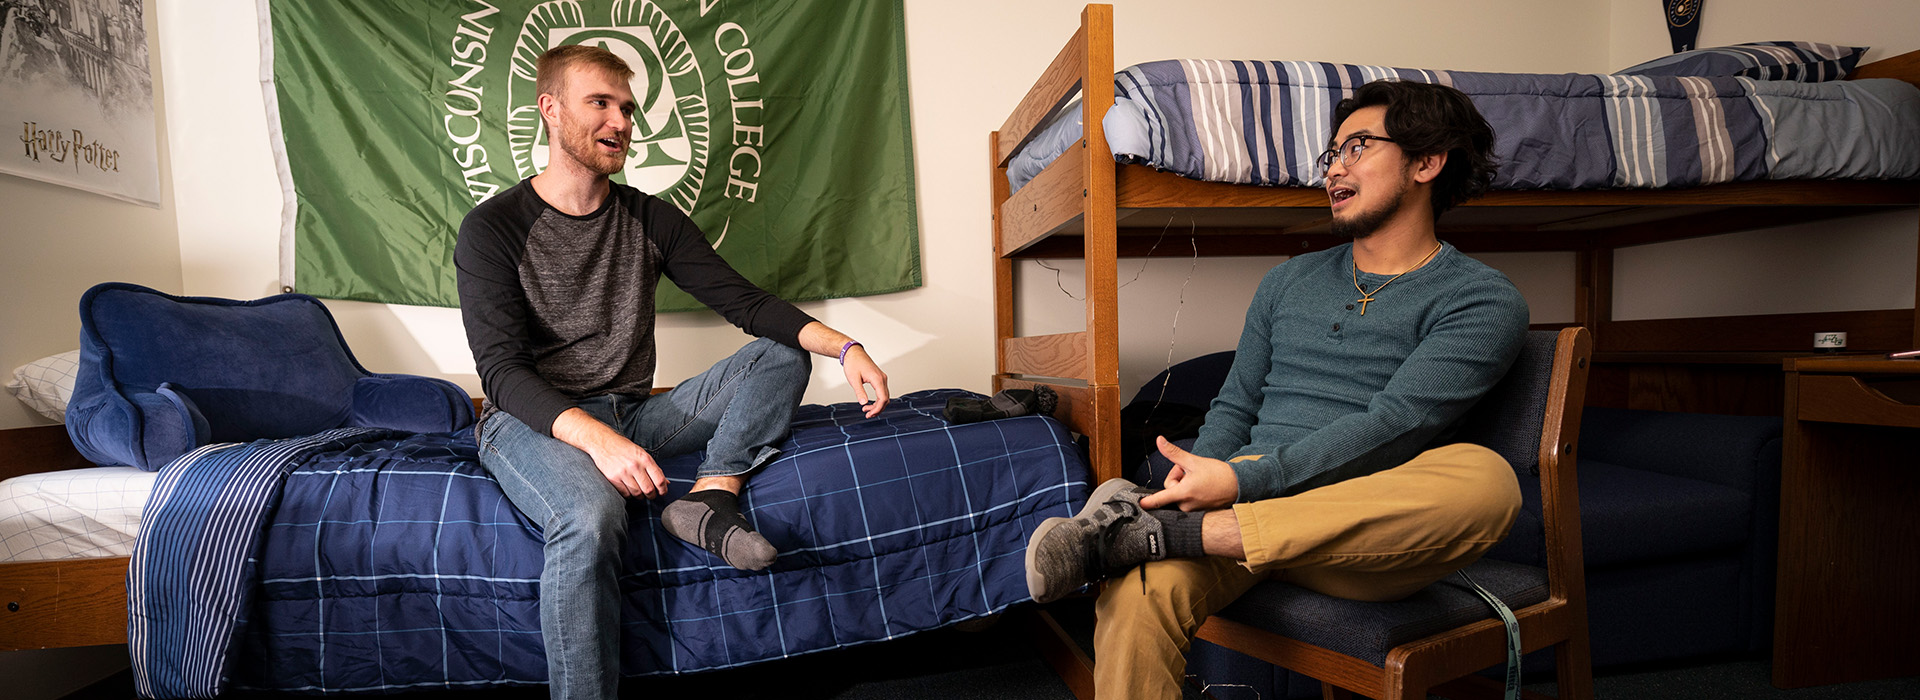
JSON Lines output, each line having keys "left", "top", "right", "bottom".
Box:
{"left": 552, "top": 116, "right": 626, "bottom": 176}
{"left": 1330, "top": 177, "right": 1408, "bottom": 240}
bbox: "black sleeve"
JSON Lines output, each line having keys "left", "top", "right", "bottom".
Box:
{"left": 642, "top": 195, "right": 817, "bottom": 348}
{"left": 454, "top": 193, "right": 576, "bottom": 436}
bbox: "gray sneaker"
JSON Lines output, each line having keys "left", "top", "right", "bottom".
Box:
{"left": 1025, "top": 478, "right": 1165, "bottom": 603}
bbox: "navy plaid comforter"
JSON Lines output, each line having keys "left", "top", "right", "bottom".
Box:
{"left": 129, "top": 390, "right": 1089, "bottom": 697}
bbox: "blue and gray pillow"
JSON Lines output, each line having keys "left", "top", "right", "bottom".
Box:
{"left": 1615, "top": 41, "right": 1867, "bottom": 82}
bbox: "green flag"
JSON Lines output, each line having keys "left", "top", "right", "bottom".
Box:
{"left": 267, "top": 0, "right": 920, "bottom": 311}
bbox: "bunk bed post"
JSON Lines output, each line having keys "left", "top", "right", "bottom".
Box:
{"left": 1576, "top": 247, "right": 1614, "bottom": 349}
{"left": 1078, "top": 4, "right": 1122, "bottom": 483}
{"left": 991, "top": 131, "right": 1014, "bottom": 394}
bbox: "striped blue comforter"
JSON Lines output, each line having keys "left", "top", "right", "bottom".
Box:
{"left": 128, "top": 390, "right": 1088, "bottom": 698}
{"left": 1008, "top": 60, "right": 1920, "bottom": 193}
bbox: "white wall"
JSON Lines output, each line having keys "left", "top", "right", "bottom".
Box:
{"left": 1605, "top": 0, "right": 1920, "bottom": 325}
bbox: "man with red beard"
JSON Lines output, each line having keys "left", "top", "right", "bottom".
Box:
{"left": 455, "top": 45, "right": 890, "bottom": 700}
{"left": 1024, "top": 80, "right": 1530, "bottom": 699}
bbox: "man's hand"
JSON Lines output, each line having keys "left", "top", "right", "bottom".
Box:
{"left": 552, "top": 408, "right": 669, "bottom": 499}
{"left": 1138, "top": 436, "right": 1240, "bottom": 512}
{"left": 841, "top": 344, "right": 890, "bottom": 418}
{"left": 798, "top": 321, "right": 891, "bottom": 419}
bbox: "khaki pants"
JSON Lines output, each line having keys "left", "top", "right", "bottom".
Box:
{"left": 1092, "top": 443, "right": 1522, "bottom": 700}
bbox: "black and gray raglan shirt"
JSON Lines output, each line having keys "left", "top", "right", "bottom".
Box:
{"left": 455, "top": 180, "right": 816, "bottom": 437}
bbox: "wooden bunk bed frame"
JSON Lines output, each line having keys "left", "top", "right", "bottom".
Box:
{"left": 991, "top": 4, "right": 1920, "bottom": 488}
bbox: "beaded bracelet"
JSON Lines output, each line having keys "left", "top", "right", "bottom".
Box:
{"left": 838, "top": 340, "right": 863, "bottom": 366}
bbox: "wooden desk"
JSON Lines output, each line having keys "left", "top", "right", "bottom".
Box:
{"left": 1773, "top": 357, "right": 1920, "bottom": 688}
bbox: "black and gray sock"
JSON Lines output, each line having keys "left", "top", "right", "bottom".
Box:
{"left": 1149, "top": 509, "right": 1207, "bottom": 560}
{"left": 944, "top": 386, "right": 1058, "bottom": 425}
{"left": 661, "top": 489, "right": 778, "bottom": 571}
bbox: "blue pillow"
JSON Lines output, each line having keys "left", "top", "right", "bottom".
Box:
{"left": 65, "top": 283, "right": 472, "bottom": 470}
{"left": 1615, "top": 41, "right": 1867, "bottom": 82}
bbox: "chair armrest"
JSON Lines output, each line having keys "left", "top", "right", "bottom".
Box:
{"left": 349, "top": 375, "right": 475, "bottom": 434}
{"left": 1578, "top": 407, "right": 1781, "bottom": 492}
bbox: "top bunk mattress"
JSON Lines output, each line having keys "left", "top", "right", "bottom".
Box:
{"left": 1007, "top": 59, "right": 1920, "bottom": 194}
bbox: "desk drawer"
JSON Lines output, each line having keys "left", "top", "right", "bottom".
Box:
{"left": 1798, "top": 375, "right": 1920, "bottom": 429}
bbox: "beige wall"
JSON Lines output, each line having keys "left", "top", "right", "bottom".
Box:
{"left": 0, "top": 0, "right": 181, "bottom": 430}
{"left": 0, "top": 2, "right": 173, "bottom": 695}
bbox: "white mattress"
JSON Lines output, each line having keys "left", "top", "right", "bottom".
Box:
{"left": 0, "top": 466, "right": 157, "bottom": 562}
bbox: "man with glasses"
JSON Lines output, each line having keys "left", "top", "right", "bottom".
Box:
{"left": 1024, "top": 80, "right": 1530, "bottom": 699}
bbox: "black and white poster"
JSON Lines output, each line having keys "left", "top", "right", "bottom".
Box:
{"left": 1, "top": 0, "right": 159, "bottom": 206}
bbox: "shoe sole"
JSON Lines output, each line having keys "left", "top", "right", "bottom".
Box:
{"left": 1025, "top": 478, "right": 1138, "bottom": 602}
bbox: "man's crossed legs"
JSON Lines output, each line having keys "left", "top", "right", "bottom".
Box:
{"left": 1028, "top": 443, "right": 1522, "bottom": 700}
{"left": 475, "top": 338, "right": 808, "bottom": 700}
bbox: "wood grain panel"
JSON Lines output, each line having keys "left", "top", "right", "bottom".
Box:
{"left": 1116, "top": 166, "right": 1328, "bottom": 209}
{"left": 1112, "top": 168, "right": 1918, "bottom": 211}
{"left": 0, "top": 425, "right": 90, "bottom": 482}
{"left": 1000, "top": 154, "right": 1085, "bottom": 255}
{"left": 991, "top": 131, "right": 1015, "bottom": 380}
{"left": 1617, "top": 363, "right": 1785, "bottom": 416}
{"left": 1079, "top": 2, "right": 1118, "bottom": 395}
{"left": 1593, "top": 205, "right": 1903, "bottom": 250}
{"left": 1797, "top": 375, "right": 1920, "bottom": 428}
{"left": 1849, "top": 47, "right": 1920, "bottom": 87}
{"left": 1004, "top": 333, "right": 1091, "bottom": 381}
{"left": 0, "top": 556, "right": 129, "bottom": 650}
{"left": 1600, "top": 309, "right": 1913, "bottom": 353}
{"left": 1774, "top": 362, "right": 1920, "bottom": 687}
{"left": 995, "top": 25, "right": 1086, "bottom": 167}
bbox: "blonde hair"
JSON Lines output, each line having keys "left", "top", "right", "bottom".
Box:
{"left": 534, "top": 44, "right": 634, "bottom": 103}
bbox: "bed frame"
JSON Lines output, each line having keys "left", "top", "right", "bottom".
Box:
{"left": 0, "top": 424, "right": 124, "bottom": 651}
{"left": 0, "top": 397, "right": 496, "bottom": 652}
{"left": 991, "top": 4, "right": 1920, "bottom": 488}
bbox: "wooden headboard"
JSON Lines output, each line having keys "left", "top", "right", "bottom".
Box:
{"left": 1850, "top": 48, "right": 1920, "bottom": 87}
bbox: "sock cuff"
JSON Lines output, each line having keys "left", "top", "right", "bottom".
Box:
{"left": 1150, "top": 509, "right": 1206, "bottom": 560}
{"left": 681, "top": 489, "right": 739, "bottom": 508}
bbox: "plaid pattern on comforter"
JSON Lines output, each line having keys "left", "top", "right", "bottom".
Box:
{"left": 129, "top": 390, "right": 1089, "bottom": 697}
{"left": 1008, "top": 59, "right": 1920, "bottom": 192}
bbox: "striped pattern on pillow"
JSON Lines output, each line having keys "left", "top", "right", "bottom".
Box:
{"left": 1614, "top": 41, "right": 1867, "bottom": 82}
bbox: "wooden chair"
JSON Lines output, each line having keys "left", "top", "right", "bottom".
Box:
{"left": 1194, "top": 326, "right": 1594, "bottom": 700}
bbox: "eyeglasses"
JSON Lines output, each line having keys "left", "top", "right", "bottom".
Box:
{"left": 1316, "top": 135, "right": 1397, "bottom": 173}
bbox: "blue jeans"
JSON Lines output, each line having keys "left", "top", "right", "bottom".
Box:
{"left": 475, "top": 338, "right": 809, "bottom": 700}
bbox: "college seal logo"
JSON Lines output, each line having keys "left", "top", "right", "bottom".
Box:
{"left": 504, "top": 0, "right": 712, "bottom": 214}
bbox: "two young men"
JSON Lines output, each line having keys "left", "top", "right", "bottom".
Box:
{"left": 459, "top": 42, "right": 1527, "bottom": 700}
{"left": 455, "top": 45, "right": 890, "bottom": 700}
{"left": 1025, "top": 80, "right": 1531, "bottom": 699}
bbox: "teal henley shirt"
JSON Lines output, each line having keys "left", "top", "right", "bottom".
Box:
{"left": 1190, "top": 242, "right": 1530, "bottom": 503}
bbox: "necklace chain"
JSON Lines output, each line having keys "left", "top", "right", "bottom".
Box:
{"left": 1351, "top": 242, "right": 1443, "bottom": 316}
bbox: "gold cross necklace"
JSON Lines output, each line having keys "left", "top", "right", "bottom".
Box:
{"left": 1351, "top": 242, "right": 1443, "bottom": 315}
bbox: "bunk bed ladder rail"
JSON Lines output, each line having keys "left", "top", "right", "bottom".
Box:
{"left": 991, "top": 4, "right": 1123, "bottom": 486}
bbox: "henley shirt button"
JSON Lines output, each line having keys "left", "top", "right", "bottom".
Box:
{"left": 1346, "top": 304, "right": 1354, "bottom": 310}
{"left": 1332, "top": 323, "right": 1342, "bottom": 332}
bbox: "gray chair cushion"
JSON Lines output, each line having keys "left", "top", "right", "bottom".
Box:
{"left": 1212, "top": 558, "right": 1549, "bottom": 666}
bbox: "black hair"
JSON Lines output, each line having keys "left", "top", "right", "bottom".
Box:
{"left": 1332, "top": 80, "right": 1497, "bottom": 219}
